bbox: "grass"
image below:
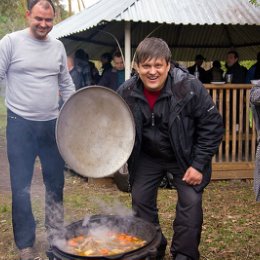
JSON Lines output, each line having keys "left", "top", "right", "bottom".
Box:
{"left": 0, "top": 98, "right": 260, "bottom": 260}
{"left": 1, "top": 173, "right": 259, "bottom": 260}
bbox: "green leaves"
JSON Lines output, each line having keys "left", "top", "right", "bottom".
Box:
{"left": 249, "top": 0, "right": 260, "bottom": 6}
{"left": 0, "top": 0, "right": 26, "bottom": 38}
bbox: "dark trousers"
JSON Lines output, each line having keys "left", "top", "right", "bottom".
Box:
{"left": 131, "top": 152, "right": 203, "bottom": 260}
{"left": 6, "top": 110, "right": 65, "bottom": 250}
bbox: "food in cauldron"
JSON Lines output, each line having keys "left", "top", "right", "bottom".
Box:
{"left": 51, "top": 216, "right": 161, "bottom": 260}
{"left": 66, "top": 231, "right": 146, "bottom": 256}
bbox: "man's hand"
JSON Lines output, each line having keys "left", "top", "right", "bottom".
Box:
{"left": 182, "top": 166, "right": 203, "bottom": 185}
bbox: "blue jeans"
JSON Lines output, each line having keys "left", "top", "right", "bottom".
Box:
{"left": 6, "top": 110, "right": 65, "bottom": 250}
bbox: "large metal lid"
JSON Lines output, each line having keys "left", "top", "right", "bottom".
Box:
{"left": 56, "top": 86, "right": 135, "bottom": 178}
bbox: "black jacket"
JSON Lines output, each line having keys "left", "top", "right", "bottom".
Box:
{"left": 226, "top": 62, "right": 247, "bottom": 83}
{"left": 98, "top": 68, "right": 125, "bottom": 91}
{"left": 187, "top": 64, "right": 208, "bottom": 83}
{"left": 117, "top": 66, "right": 224, "bottom": 191}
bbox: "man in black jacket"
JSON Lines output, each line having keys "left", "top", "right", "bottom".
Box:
{"left": 225, "top": 50, "right": 247, "bottom": 83}
{"left": 187, "top": 54, "right": 208, "bottom": 83}
{"left": 117, "top": 38, "right": 224, "bottom": 260}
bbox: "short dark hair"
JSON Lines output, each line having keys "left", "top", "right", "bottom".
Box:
{"left": 112, "top": 51, "right": 122, "bottom": 59}
{"left": 227, "top": 50, "right": 239, "bottom": 59}
{"left": 134, "top": 37, "right": 171, "bottom": 65}
{"left": 213, "top": 60, "right": 221, "bottom": 69}
{"left": 74, "top": 49, "right": 87, "bottom": 60}
{"left": 27, "top": 0, "right": 55, "bottom": 14}
{"left": 195, "top": 54, "right": 205, "bottom": 61}
{"left": 101, "top": 52, "right": 112, "bottom": 62}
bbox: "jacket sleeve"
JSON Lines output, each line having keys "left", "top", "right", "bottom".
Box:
{"left": 250, "top": 84, "right": 260, "bottom": 105}
{"left": 190, "top": 81, "right": 224, "bottom": 174}
{"left": 250, "top": 85, "right": 260, "bottom": 140}
{"left": 98, "top": 70, "right": 111, "bottom": 88}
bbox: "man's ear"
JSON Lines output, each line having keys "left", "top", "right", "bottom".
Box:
{"left": 167, "top": 62, "right": 171, "bottom": 72}
{"left": 135, "top": 64, "right": 140, "bottom": 74}
{"left": 25, "top": 10, "right": 31, "bottom": 19}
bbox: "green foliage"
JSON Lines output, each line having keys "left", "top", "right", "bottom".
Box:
{"left": 0, "top": 0, "right": 26, "bottom": 38}
{"left": 249, "top": 0, "right": 260, "bottom": 6}
{"left": 241, "top": 60, "right": 256, "bottom": 69}
{"left": 0, "top": 204, "right": 11, "bottom": 213}
{"left": 0, "top": 0, "right": 20, "bottom": 15}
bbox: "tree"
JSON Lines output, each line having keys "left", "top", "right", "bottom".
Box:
{"left": 249, "top": 0, "right": 260, "bottom": 6}
{"left": 0, "top": 0, "right": 27, "bottom": 38}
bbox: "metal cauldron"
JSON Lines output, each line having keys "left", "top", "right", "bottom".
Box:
{"left": 56, "top": 86, "right": 135, "bottom": 178}
{"left": 49, "top": 214, "right": 161, "bottom": 260}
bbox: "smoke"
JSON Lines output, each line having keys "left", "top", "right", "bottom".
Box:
{"left": 52, "top": 197, "right": 138, "bottom": 253}
{"left": 93, "top": 198, "right": 133, "bottom": 216}
{"left": 44, "top": 191, "right": 66, "bottom": 244}
{"left": 82, "top": 198, "right": 134, "bottom": 227}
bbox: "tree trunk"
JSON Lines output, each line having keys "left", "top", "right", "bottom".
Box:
{"left": 68, "top": 0, "right": 72, "bottom": 15}
{"left": 21, "top": 0, "right": 27, "bottom": 11}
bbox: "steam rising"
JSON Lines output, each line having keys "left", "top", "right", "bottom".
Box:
{"left": 82, "top": 198, "right": 134, "bottom": 226}
{"left": 52, "top": 198, "right": 138, "bottom": 251}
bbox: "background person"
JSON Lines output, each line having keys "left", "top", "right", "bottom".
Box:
{"left": 0, "top": 0, "right": 75, "bottom": 259}
{"left": 98, "top": 51, "right": 125, "bottom": 91}
{"left": 250, "top": 85, "right": 260, "bottom": 202}
{"left": 117, "top": 37, "right": 224, "bottom": 260}
{"left": 67, "top": 54, "right": 83, "bottom": 90}
{"left": 207, "top": 60, "right": 224, "bottom": 82}
{"left": 187, "top": 54, "right": 208, "bottom": 83}
{"left": 73, "top": 49, "right": 96, "bottom": 89}
{"left": 99, "top": 52, "right": 113, "bottom": 78}
{"left": 85, "top": 51, "right": 100, "bottom": 84}
{"left": 246, "top": 51, "right": 260, "bottom": 83}
{"left": 225, "top": 50, "right": 247, "bottom": 83}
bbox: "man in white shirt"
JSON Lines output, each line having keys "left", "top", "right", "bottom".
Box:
{"left": 0, "top": 1, "right": 75, "bottom": 259}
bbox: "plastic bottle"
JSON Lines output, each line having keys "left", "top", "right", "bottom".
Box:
{"left": 194, "top": 65, "right": 200, "bottom": 79}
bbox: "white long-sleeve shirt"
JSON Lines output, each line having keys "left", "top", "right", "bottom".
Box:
{"left": 0, "top": 28, "right": 75, "bottom": 121}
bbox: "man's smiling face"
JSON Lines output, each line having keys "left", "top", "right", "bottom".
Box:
{"left": 137, "top": 58, "right": 170, "bottom": 92}
{"left": 26, "top": 1, "right": 55, "bottom": 40}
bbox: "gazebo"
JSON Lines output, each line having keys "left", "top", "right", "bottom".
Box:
{"left": 50, "top": 0, "right": 260, "bottom": 180}
{"left": 50, "top": 0, "right": 260, "bottom": 77}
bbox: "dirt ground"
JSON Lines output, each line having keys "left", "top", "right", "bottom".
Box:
{"left": 0, "top": 137, "right": 50, "bottom": 259}
{"left": 1, "top": 135, "right": 260, "bottom": 260}
{"left": 0, "top": 139, "right": 43, "bottom": 194}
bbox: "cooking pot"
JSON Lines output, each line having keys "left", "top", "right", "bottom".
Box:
{"left": 56, "top": 86, "right": 135, "bottom": 178}
{"left": 50, "top": 214, "right": 161, "bottom": 260}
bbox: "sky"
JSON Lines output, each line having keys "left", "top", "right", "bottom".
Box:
{"left": 61, "top": 0, "right": 99, "bottom": 13}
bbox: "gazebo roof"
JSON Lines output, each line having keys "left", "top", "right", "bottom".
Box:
{"left": 50, "top": 0, "right": 260, "bottom": 60}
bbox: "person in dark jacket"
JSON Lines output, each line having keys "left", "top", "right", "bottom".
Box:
{"left": 246, "top": 51, "right": 260, "bottom": 83}
{"left": 73, "top": 49, "right": 99, "bottom": 89}
{"left": 117, "top": 37, "right": 224, "bottom": 260}
{"left": 250, "top": 84, "right": 260, "bottom": 202}
{"left": 98, "top": 51, "right": 125, "bottom": 91}
{"left": 99, "top": 52, "right": 113, "bottom": 77}
{"left": 225, "top": 50, "right": 247, "bottom": 83}
{"left": 207, "top": 60, "right": 224, "bottom": 82}
{"left": 187, "top": 54, "right": 208, "bottom": 83}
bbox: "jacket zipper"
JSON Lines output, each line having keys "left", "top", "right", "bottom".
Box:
{"left": 151, "top": 112, "right": 155, "bottom": 126}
